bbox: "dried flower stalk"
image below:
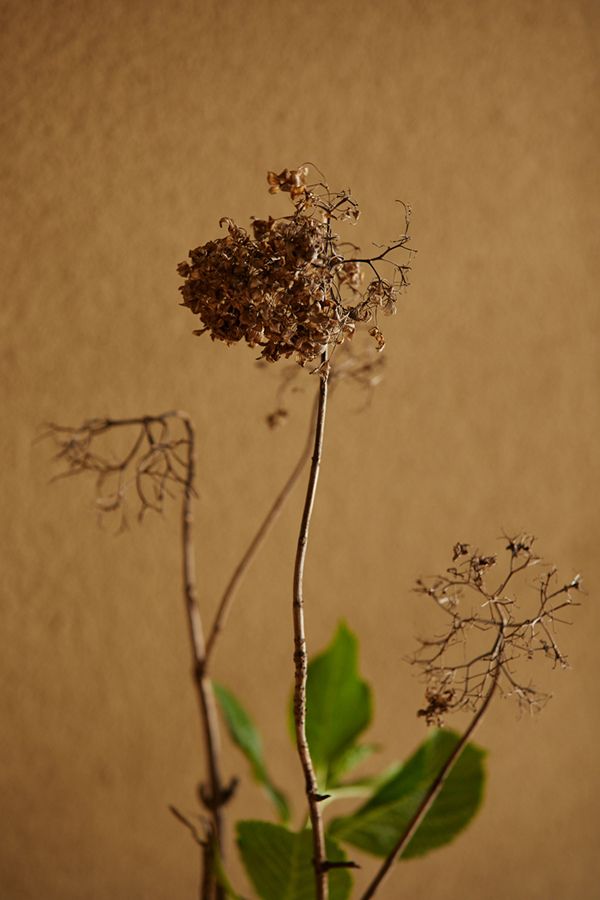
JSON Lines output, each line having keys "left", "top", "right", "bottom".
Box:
{"left": 411, "top": 535, "right": 581, "bottom": 720}
{"left": 361, "top": 536, "right": 581, "bottom": 898}
{"left": 43, "top": 412, "right": 231, "bottom": 900}
{"left": 177, "top": 165, "right": 413, "bottom": 897}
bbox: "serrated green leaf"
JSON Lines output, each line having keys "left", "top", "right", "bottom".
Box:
{"left": 328, "top": 729, "right": 486, "bottom": 860}
{"left": 214, "top": 683, "right": 290, "bottom": 823}
{"left": 237, "top": 821, "right": 352, "bottom": 900}
{"left": 290, "top": 622, "right": 372, "bottom": 788}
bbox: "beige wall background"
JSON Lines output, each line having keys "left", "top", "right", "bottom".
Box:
{"left": 2, "top": 1, "right": 599, "bottom": 897}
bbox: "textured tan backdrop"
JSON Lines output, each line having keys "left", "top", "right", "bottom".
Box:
{"left": 2, "top": 0, "right": 599, "bottom": 897}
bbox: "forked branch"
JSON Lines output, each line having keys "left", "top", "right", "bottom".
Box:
{"left": 44, "top": 412, "right": 229, "bottom": 900}
{"left": 362, "top": 536, "right": 581, "bottom": 898}
{"left": 411, "top": 537, "right": 581, "bottom": 720}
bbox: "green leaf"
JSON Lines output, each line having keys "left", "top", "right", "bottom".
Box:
{"left": 329, "top": 729, "right": 486, "bottom": 860}
{"left": 290, "top": 622, "right": 372, "bottom": 788}
{"left": 324, "top": 759, "right": 397, "bottom": 803}
{"left": 327, "top": 743, "right": 378, "bottom": 787}
{"left": 237, "top": 821, "right": 352, "bottom": 900}
{"left": 214, "top": 683, "right": 290, "bottom": 823}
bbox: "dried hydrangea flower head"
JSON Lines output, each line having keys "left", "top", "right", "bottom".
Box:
{"left": 412, "top": 536, "right": 582, "bottom": 725}
{"left": 177, "top": 166, "right": 412, "bottom": 366}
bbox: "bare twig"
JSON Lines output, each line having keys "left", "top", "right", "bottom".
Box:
{"left": 361, "top": 536, "right": 581, "bottom": 898}
{"left": 204, "top": 397, "right": 317, "bottom": 665}
{"left": 292, "top": 357, "right": 330, "bottom": 900}
{"left": 169, "top": 805, "right": 207, "bottom": 847}
{"left": 411, "top": 537, "right": 580, "bottom": 719}
{"left": 360, "top": 649, "right": 501, "bottom": 900}
{"left": 179, "top": 414, "right": 230, "bottom": 900}
{"left": 45, "top": 412, "right": 229, "bottom": 900}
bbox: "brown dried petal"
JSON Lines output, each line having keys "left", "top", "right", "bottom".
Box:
{"left": 368, "top": 326, "right": 385, "bottom": 352}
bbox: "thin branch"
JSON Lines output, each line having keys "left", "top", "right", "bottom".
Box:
{"left": 169, "top": 805, "right": 207, "bottom": 848}
{"left": 348, "top": 238, "right": 412, "bottom": 265}
{"left": 179, "top": 413, "right": 228, "bottom": 900}
{"left": 204, "top": 397, "right": 317, "bottom": 666}
{"left": 370, "top": 538, "right": 582, "bottom": 897}
{"left": 360, "top": 644, "right": 502, "bottom": 900}
{"left": 292, "top": 355, "right": 330, "bottom": 900}
{"left": 45, "top": 411, "right": 230, "bottom": 900}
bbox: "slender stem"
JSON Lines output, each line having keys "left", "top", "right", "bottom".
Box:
{"left": 292, "top": 359, "right": 330, "bottom": 900}
{"left": 180, "top": 414, "right": 226, "bottom": 900}
{"left": 204, "top": 398, "right": 317, "bottom": 666}
{"left": 360, "top": 642, "right": 503, "bottom": 900}
{"left": 201, "top": 842, "right": 215, "bottom": 900}
{"left": 47, "top": 411, "right": 228, "bottom": 899}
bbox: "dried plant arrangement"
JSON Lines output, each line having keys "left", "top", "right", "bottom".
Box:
{"left": 44, "top": 166, "right": 581, "bottom": 899}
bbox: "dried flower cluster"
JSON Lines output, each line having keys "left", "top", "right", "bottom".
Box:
{"left": 177, "top": 166, "right": 412, "bottom": 366}
{"left": 412, "top": 536, "right": 581, "bottom": 725}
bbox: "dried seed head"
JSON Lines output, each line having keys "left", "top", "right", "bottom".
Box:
{"left": 177, "top": 166, "right": 413, "bottom": 367}
{"left": 418, "top": 685, "right": 456, "bottom": 727}
{"left": 411, "top": 537, "right": 582, "bottom": 721}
